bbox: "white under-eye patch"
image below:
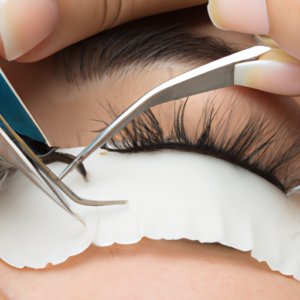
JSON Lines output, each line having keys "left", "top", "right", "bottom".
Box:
{"left": 0, "top": 149, "right": 300, "bottom": 281}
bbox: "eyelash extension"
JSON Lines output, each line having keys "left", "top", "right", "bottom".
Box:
{"left": 0, "top": 133, "right": 88, "bottom": 188}
{"left": 101, "top": 96, "right": 300, "bottom": 194}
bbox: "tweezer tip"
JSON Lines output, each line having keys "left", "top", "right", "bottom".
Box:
{"left": 73, "top": 212, "right": 86, "bottom": 226}
{"left": 83, "top": 172, "right": 89, "bottom": 182}
{"left": 113, "top": 200, "right": 128, "bottom": 205}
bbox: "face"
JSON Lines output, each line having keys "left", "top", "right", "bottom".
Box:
{"left": 1, "top": 5, "right": 300, "bottom": 299}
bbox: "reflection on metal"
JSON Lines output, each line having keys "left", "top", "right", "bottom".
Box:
{"left": 59, "top": 46, "right": 271, "bottom": 179}
{"left": 0, "top": 46, "right": 271, "bottom": 222}
{"left": 0, "top": 116, "right": 128, "bottom": 223}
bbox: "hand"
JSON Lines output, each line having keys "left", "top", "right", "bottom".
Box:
{"left": 207, "top": 0, "right": 300, "bottom": 96}
{"left": 0, "top": 0, "right": 207, "bottom": 62}
{"left": 208, "top": 0, "right": 300, "bottom": 59}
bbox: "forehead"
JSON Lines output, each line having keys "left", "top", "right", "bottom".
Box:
{"left": 0, "top": 7, "right": 254, "bottom": 146}
{"left": 0, "top": 5, "right": 298, "bottom": 148}
{"left": 1, "top": 5, "right": 300, "bottom": 296}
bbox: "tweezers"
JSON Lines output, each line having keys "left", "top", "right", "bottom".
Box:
{"left": 0, "top": 45, "right": 271, "bottom": 223}
{"left": 59, "top": 45, "right": 271, "bottom": 179}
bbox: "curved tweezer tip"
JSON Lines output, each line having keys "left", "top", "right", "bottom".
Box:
{"left": 77, "top": 199, "right": 128, "bottom": 206}
{"left": 40, "top": 151, "right": 89, "bottom": 181}
{"left": 59, "top": 46, "right": 271, "bottom": 180}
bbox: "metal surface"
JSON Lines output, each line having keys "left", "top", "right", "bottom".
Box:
{"left": 59, "top": 45, "right": 271, "bottom": 179}
{"left": 0, "top": 115, "right": 128, "bottom": 221}
{"left": 0, "top": 45, "right": 271, "bottom": 222}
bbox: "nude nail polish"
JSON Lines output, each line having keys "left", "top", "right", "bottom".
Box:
{"left": 207, "top": 0, "right": 269, "bottom": 35}
{"left": 0, "top": 0, "right": 59, "bottom": 61}
{"left": 259, "top": 49, "right": 300, "bottom": 64}
{"left": 234, "top": 61, "right": 300, "bottom": 96}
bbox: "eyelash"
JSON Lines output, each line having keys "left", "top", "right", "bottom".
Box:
{"left": 0, "top": 133, "right": 88, "bottom": 187}
{"left": 100, "top": 95, "right": 300, "bottom": 194}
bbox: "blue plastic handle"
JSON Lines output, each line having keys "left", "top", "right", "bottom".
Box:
{"left": 0, "top": 70, "right": 47, "bottom": 144}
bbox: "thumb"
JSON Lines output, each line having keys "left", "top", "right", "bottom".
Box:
{"left": 0, "top": 0, "right": 59, "bottom": 61}
{"left": 207, "top": 0, "right": 300, "bottom": 60}
{"left": 0, "top": 0, "right": 207, "bottom": 63}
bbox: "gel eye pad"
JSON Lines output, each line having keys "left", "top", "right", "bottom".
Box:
{"left": 0, "top": 69, "right": 47, "bottom": 145}
{"left": 2, "top": 148, "right": 300, "bottom": 282}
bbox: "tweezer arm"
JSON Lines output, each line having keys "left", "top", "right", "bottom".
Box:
{"left": 59, "top": 46, "right": 271, "bottom": 180}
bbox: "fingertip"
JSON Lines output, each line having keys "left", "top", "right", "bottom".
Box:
{"left": 208, "top": 0, "right": 269, "bottom": 35}
{"left": 234, "top": 61, "right": 300, "bottom": 96}
{"left": 0, "top": 0, "right": 59, "bottom": 61}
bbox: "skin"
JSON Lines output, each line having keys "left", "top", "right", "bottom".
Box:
{"left": 1, "top": 0, "right": 300, "bottom": 63}
{"left": 1, "top": 8, "right": 300, "bottom": 148}
{"left": 0, "top": 0, "right": 208, "bottom": 62}
{"left": 0, "top": 240, "right": 300, "bottom": 300}
{"left": 0, "top": 6, "right": 300, "bottom": 300}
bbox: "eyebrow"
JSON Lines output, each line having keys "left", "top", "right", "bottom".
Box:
{"left": 56, "top": 8, "right": 237, "bottom": 84}
{"left": 53, "top": 9, "right": 300, "bottom": 194}
{"left": 0, "top": 8, "right": 240, "bottom": 188}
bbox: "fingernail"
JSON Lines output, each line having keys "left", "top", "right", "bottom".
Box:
{"left": 0, "top": 0, "right": 59, "bottom": 61}
{"left": 208, "top": 0, "right": 269, "bottom": 35}
{"left": 255, "top": 36, "right": 300, "bottom": 63}
{"left": 234, "top": 61, "right": 300, "bottom": 96}
{"left": 259, "top": 48, "right": 300, "bottom": 64}
{"left": 254, "top": 35, "right": 280, "bottom": 48}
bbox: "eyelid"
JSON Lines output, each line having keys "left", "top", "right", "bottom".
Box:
{"left": 102, "top": 97, "right": 300, "bottom": 193}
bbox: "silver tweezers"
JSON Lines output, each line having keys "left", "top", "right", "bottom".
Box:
{"left": 1, "top": 45, "right": 271, "bottom": 222}
{"left": 59, "top": 46, "right": 271, "bottom": 177}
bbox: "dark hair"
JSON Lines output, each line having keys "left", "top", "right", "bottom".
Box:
{"left": 4, "top": 7, "right": 300, "bottom": 195}
{"left": 56, "top": 7, "right": 236, "bottom": 84}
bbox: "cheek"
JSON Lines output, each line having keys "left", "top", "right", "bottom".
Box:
{"left": 0, "top": 241, "right": 299, "bottom": 300}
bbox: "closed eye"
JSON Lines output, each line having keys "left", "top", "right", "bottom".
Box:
{"left": 101, "top": 95, "right": 300, "bottom": 195}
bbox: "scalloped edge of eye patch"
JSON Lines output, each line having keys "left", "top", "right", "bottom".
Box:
{"left": 0, "top": 172, "right": 98, "bottom": 269}
{"left": 1, "top": 148, "right": 300, "bottom": 282}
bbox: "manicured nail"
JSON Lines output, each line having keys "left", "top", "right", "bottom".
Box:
{"left": 254, "top": 35, "right": 280, "bottom": 48}
{"left": 208, "top": 0, "right": 269, "bottom": 35}
{"left": 0, "top": 0, "right": 59, "bottom": 61}
{"left": 259, "top": 48, "right": 300, "bottom": 64}
{"left": 234, "top": 61, "right": 300, "bottom": 96}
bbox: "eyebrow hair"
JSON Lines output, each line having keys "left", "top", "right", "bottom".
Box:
{"left": 54, "top": 8, "right": 300, "bottom": 194}
{"left": 0, "top": 8, "right": 298, "bottom": 197}
{"left": 56, "top": 7, "right": 237, "bottom": 85}
{"left": 0, "top": 8, "right": 243, "bottom": 188}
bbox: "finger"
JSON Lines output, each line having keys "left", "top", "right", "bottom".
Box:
{"left": 267, "top": 0, "right": 300, "bottom": 60}
{"left": 234, "top": 49, "right": 300, "bottom": 96}
{"left": 0, "top": 0, "right": 59, "bottom": 61}
{"left": 0, "top": 0, "right": 208, "bottom": 62}
{"left": 234, "top": 61, "right": 300, "bottom": 96}
{"left": 207, "top": 0, "right": 300, "bottom": 60}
